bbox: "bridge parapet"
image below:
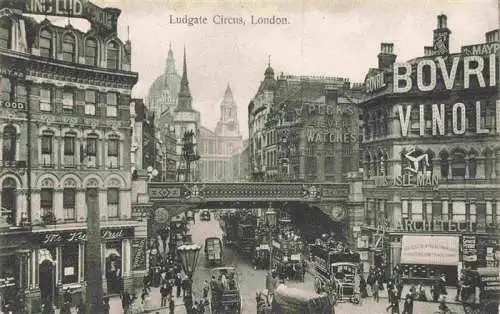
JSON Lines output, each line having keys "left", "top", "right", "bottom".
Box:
{"left": 148, "top": 182, "right": 349, "bottom": 203}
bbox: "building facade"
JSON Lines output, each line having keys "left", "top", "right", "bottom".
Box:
{"left": 146, "top": 43, "right": 181, "bottom": 118}
{"left": 0, "top": 3, "right": 146, "bottom": 310}
{"left": 198, "top": 84, "right": 243, "bottom": 182}
{"left": 231, "top": 139, "right": 250, "bottom": 182}
{"left": 357, "top": 15, "right": 500, "bottom": 282}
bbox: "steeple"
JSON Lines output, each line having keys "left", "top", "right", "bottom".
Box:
{"left": 223, "top": 83, "right": 234, "bottom": 103}
{"left": 176, "top": 46, "right": 192, "bottom": 111}
{"left": 165, "top": 42, "right": 176, "bottom": 74}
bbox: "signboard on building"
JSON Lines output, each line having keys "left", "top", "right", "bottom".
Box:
{"left": 36, "top": 227, "right": 135, "bottom": 245}
{"left": 365, "top": 72, "right": 386, "bottom": 93}
{"left": 400, "top": 235, "right": 459, "bottom": 265}
{"left": 461, "top": 42, "right": 500, "bottom": 56}
{"left": 462, "top": 235, "right": 477, "bottom": 262}
{"left": 131, "top": 238, "right": 147, "bottom": 271}
{"left": 4, "top": 0, "right": 120, "bottom": 34}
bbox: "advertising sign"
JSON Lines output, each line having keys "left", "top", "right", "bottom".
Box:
{"left": 131, "top": 238, "right": 147, "bottom": 271}
{"left": 4, "top": 0, "right": 120, "bottom": 34}
{"left": 37, "top": 227, "right": 135, "bottom": 245}
{"left": 462, "top": 42, "right": 500, "bottom": 56}
{"left": 365, "top": 72, "right": 386, "bottom": 93}
{"left": 462, "top": 235, "right": 477, "bottom": 262}
{"left": 400, "top": 235, "right": 459, "bottom": 265}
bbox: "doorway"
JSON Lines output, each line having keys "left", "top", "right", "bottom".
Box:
{"left": 39, "top": 260, "right": 55, "bottom": 304}
{"left": 105, "top": 250, "right": 122, "bottom": 294}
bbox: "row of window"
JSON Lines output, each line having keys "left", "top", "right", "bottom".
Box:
{"left": 0, "top": 78, "right": 120, "bottom": 117}
{"left": 365, "top": 199, "right": 499, "bottom": 227}
{"left": 0, "top": 18, "right": 121, "bottom": 69}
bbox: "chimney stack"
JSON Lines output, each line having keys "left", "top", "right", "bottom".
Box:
{"left": 424, "top": 46, "right": 434, "bottom": 56}
{"left": 378, "top": 43, "right": 397, "bottom": 70}
{"left": 433, "top": 14, "right": 451, "bottom": 55}
{"left": 485, "top": 29, "right": 499, "bottom": 43}
{"left": 325, "top": 88, "right": 338, "bottom": 105}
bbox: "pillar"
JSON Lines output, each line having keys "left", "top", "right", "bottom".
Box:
{"left": 31, "top": 189, "right": 40, "bottom": 223}
{"left": 465, "top": 157, "right": 470, "bottom": 179}
{"left": 99, "top": 189, "right": 107, "bottom": 220}
{"left": 16, "top": 188, "right": 27, "bottom": 226}
{"left": 120, "top": 188, "right": 131, "bottom": 219}
{"left": 76, "top": 188, "right": 86, "bottom": 222}
{"left": 53, "top": 135, "right": 60, "bottom": 167}
{"left": 99, "top": 138, "right": 105, "bottom": 169}
{"left": 54, "top": 188, "right": 63, "bottom": 222}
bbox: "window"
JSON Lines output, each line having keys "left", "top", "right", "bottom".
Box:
{"left": 62, "top": 34, "right": 75, "bottom": 62}
{"left": 432, "top": 202, "right": 443, "bottom": 221}
{"left": 440, "top": 151, "right": 449, "bottom": 179}
{"left": 41, "top": 132, "right": 53, "bottom": 167}
{"left": 85, "top": 135, "right": 97, "bottom": 167}
{"left": 1, "top": 77, "right": 11, "bottom": 102}
{"left": 107, "top": 188, "right": 119, "bottom": 217}
{"left": 63, "top": 188, "right": 76, "bottom": 221}
{"left": 39, "top": 29, "right": 52, "bottom": 59}
{"left": 63, "top": 134, "right": 75, "bottom": 167}
{"left": 451, "top": 150, "right": 466, "bottom": 179}
{"left": 62, "top": 91, "right": 74, "bottom": 112}
{"left": 61, "top": 244, "right": 79, "bottom": 284}
{"left": 0, "top": 18, "right": 11, "bottom": 49}
{"left": 40, "top": 188, "right": 54, "bottom": 218}
{"left": 106, "top": 93, "right": 117, "bottom": 117}
{"left": 452, "top": 201, "right": 466, "bottom": 222}
{"left": 84, "top": 90, "right": 96, "bottom": 115}
{"left": 15, "top": 84, "right": 27, "bottom": 104}
{"left": 107, "top": 137, "right": 119, "bottom": 168}
{"left": 2, "top": 125, "right": 16, "bottom": 162}
{"left": 469, "top": 155, "right": 477, "bottom": 179}
{"left": 106, "top": 41, "right": 119, "bottom": 69}
{"left": 1, "top": 178, "right": 16, "bottom": 225}
{"left": 411, "top": 200, "right": 423, "bottom": 221}
{"left": 39, "top": 88, "right": 51, "bottom": 111}
{"left": 85, "top": 38, "right": 97, "bottom": 66}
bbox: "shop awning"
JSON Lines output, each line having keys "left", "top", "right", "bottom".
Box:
{"left": 400, "top": 235, "right": 459, "bottom": 266}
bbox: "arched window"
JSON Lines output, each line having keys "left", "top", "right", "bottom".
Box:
{"left": 107, "top": 135, "right": 120, "bottom": 169}
{"left": 106, "top": 41, "right": 119, "bottom": 69}
{"left": 0, "top": 18, "right": 11, "bottom": 49}
{"left": 40, "top": 178, "right": 55, "bottom": 223}
{"left": 439, "top": 151, "right": 449, "bottom": 179}
{"left": 85, "top": 38, "right": 98, "bottom": 66}
{"left": 2, "top": 125, "right": 16, "bottom": 162}
{"left": 85, "top": 133, "right": 98, "bottom": 168}
{"left": 1, "top": 177, "right": 16, "bottom": 225}
{"left": 451, "top": 149, "right": 466, "bottom": 179}
{"left": 484, "top": 149, "right": 493, "bottom": 179}
{"left": 39, "top": 29, "right": 52, "bottom": 59}
{"left": 62, "top": 34, "right": 75, "bottom": 62}
{"left": 107, "top": 188, "right": 119, "bottom": 218}
{"left": 41, "top": 131, "right": 54, "bottom": 167}
{"left": 63, "top": 133, "right": 76, "bottom": 167}
{"left": 63, "top": 187, "right": 76, "bottom": 221}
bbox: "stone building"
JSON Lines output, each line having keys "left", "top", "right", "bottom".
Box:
{"left": 357, "top": 15, "right": 500, "bottom": 281}
{"left": 198, "top": 84, "right": 243, "bottom": 182}
{"left": 0, "top": 3, "right": 146, "bottom": 310}
{"left": 146, "top": 43, "right": 181, "bottom": 118}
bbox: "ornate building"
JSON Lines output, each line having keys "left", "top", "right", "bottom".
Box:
{"left": 146, "top": 43, "right": 181, "bottom": 118}
{"left": 358, "top": 15, "right": 499, "bottom": 281}
{"left": 0, "top": 3, "right": 146, "bottom": 311}
{"left": 198, "top": 84, "right": 243, "bottom": 182}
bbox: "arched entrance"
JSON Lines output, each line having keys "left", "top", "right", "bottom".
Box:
{"left": 38, "top": 249, "right": 56, "bottom": 305}
{"left": 1, "top": 177, "right": 16, "bottom": 225}
{"left": 105, "top": 249, "right": 122, "bottom": 294}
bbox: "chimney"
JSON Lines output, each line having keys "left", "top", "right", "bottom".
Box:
{"left": 424, "top": 46, "right": 434, "bottom": 56}
{"left": 378, "top": 43, "right": 397, "bottom": 70}
{"left": 325, "top": 88, "right": 338, "bottom": 105}
{"left": 485, "top": 29, "right": 499, "bottom": 43}
{"left": 433, "top": 14, "right": 451, "bottom": 55}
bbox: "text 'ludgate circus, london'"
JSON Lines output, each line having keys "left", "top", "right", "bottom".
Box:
{"left": 168, "top": 14, "right": 290, "bottom": 26}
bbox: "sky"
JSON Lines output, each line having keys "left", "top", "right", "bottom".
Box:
{"left": 38, "top": 0, "right": 498, "bottom": 138}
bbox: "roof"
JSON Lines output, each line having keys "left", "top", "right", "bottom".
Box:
{"left": 274, "top": 284, "right": 325, "bottom": 301}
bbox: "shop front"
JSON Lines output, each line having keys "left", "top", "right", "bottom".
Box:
{"left": 29, "top": 226, "right": 136, "bottom": 310}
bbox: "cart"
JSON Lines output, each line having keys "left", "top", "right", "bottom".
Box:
{"left": 257, "top": 284, "right": 333, "bottom": 314}
{"left": 205, "top": 237, "right": 224, "bottom": 267}
{"left": 461, "top": 267, "right": 500, "bottom": 314}
{"left": 254, "top": 244, "right": 271, "bottom": 270}
{"left": 209, "top": 267, "right": 242, "bottom": 313}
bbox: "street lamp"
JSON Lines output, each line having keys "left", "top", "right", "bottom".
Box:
{"left": 265, "top": 204, "right": 277, "bottom": 291}
{"left": 177, "top": 244, "right": 201, "bottom": 313}
{"left": 181, "top": 130, "right": 200, "bottom": 182}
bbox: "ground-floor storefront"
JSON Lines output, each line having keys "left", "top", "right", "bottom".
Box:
{"left": 17, "top": 223, "right": 148, "bottom": 312}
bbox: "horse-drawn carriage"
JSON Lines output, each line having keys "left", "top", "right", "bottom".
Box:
{"left": 205, "top": 237, "right": 224, "bottom": 267}
{"left": 460, "top": 267, "right": 500, "bottom": 314}
{"left": 310, "top": 244, "right": 361, "bottom": 304}
{"left": 254, "top": 244, "right": 271, "bottom": 269}
{"left": 209, "top": 267, "right": 242, "bottom": 314}
{"left": 276, "top": 254, "right": 306, "bottom": 282}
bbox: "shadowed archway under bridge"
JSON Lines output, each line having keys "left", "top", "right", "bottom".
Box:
{"left": 147, "top": 182, "right": 353, "bottom": 227}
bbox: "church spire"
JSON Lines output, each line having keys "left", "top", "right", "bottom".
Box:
{"left": 165, "top": 42, "right": 176, "bottom": 75}
{"left": 176, "top": 46, "right": 192, "bottom": 111}
{"left": 223, "top": 83, "right": 234, "bottom": 103}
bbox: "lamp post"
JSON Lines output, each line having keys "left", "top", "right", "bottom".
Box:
{"left": 265, "top": 204, "right": 277, "bottom": 292}
{"left": 182, "top": 130, "right": 200, "bottom": 182}
{"left": 177, "top": 244, "right": 201, "bottom": 313}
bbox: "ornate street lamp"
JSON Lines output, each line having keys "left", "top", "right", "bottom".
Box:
{"left": 265, "top": 204, "right": 277, "bottom": 291}
{"left": 177, "top": 243, "right": 201, "bottom": 311}
{"left": 181, "top": 130, "right": 200, "bottom": 182}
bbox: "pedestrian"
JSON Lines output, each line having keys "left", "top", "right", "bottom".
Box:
{"left": 60, "top": 301, "right": 71, "bottom": 314}
{"left": 102, "top": 297, "right": 110, "bottom": 314}
{"left": 161, "top": 283, "right": 169, "bottom": 306}
{"left": 175, "top": 273, "right": 182, "bottom": 297}
{"left": 76, "top": 299, "right": 86, "bottom": 314}
{"left": 121, "top": 291, "right": 130, "bottom": 312}
{"left": 360, "top": 274, "right": 368, "bottom": 298}
{"left": 182, "top": 276, "right": 191, "bottom": 297}
{"left": 402, "top": 294, "right": 414, "bottom": 314}
{"left": 169, "top": 296, "right": 175, "bottom": 314}
{"left": 386, "top": 296, "right": 400, "bottom": 314}
{"left": 203, "top": 280, "right": 210, "bottom": 299}
{"left": 396, "top": 281, "right": 404, "bottom": 300}
{"left": 373, "top": 279, "right": 380, "bottom": 303}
